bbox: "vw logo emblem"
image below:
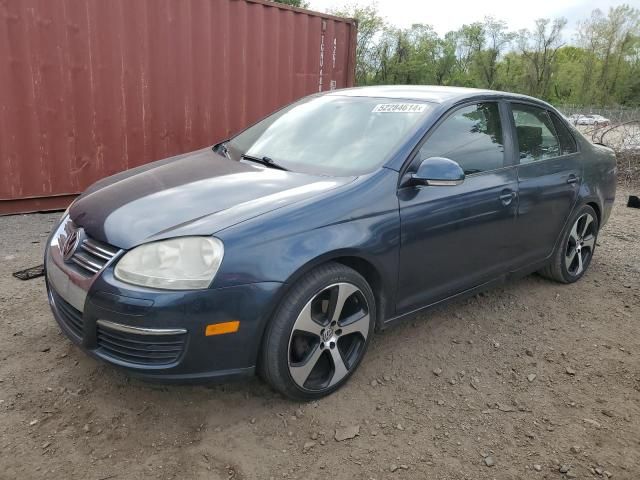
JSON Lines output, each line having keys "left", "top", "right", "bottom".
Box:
{"left": 62, "top": 228, "right": 81, "bottom": 262}
{"left": 321, "top": 327, "right": 333, "bottom": 342}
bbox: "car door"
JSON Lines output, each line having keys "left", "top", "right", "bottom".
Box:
{"left": 396, "top": 101, "right": 519, "bottom": 314}
{"left": 509, "top": 103, "right": 582, "bottom": 267}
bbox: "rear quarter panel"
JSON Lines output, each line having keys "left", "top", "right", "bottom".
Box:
{"left": 579, "top": 141, "right": 617, "bottom": 227}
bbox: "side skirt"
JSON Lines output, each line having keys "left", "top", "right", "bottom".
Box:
{"left": 381, "top": 258, "right": 551, "bottom": 329}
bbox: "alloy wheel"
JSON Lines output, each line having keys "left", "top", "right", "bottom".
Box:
{"left": 565, "top": 212, "right": 596, "bottom": 276}
{"left": 287, "top": 282, "right": 370, "bottom": 392}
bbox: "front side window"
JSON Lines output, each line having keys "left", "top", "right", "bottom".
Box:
{"left": 417, "top": 103, "right": 505, "bottom": 175}
{"left": 226, "top": 95, "right": 433, "bottom": 176}
{"left": 512, "top": 104, "right": 561, "bottom": 163}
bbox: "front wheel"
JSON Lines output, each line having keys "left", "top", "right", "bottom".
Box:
{"left": 260, "top": 263, "right": 375, "bottom": 400}
{"left": 539, "top": 205, "right": 599, "bottom": 283}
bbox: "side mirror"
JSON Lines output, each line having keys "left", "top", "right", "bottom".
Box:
{"left": 411, "top": 157, "right": 465, "bottom": 186}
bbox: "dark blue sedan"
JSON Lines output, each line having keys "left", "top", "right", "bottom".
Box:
{"left": 45, "top": 86, "right": 617, "bottom": 399}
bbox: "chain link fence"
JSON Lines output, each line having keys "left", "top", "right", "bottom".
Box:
{"left": 557, "top": 105, "right": 640, "bottom": 124}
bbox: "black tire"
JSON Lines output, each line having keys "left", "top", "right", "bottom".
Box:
{"left": 259, "top": 262, "right": 376, "bottom": 401}
{"left": 539, "top": 204, "right": 599, "bottom": 284}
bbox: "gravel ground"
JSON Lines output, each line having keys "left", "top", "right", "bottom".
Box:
{"left": 0, "top": 190, "right": 638, "bottom": 480}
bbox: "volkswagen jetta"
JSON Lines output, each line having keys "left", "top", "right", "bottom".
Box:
{"left": 45, "top": 86, "right": 617, "bottom": 400}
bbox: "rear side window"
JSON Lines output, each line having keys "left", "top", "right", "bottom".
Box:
{"left": 549, "top": 112, "right": 578, "bottom": 155}
{"left": 418, "top": 102, "right": 505, "bottom": 175}
{"left": 512, "top": 104, "right": 560, "bottom": 163}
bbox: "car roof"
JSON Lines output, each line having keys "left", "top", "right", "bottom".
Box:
{"left": 326, "top": 85, "right": 550, "bottom": 107}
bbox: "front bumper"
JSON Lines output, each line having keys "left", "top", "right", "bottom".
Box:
{"left": 45, "top": 219, "right": 282, "bottom": 383}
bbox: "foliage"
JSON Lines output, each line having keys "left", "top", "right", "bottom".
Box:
{"left": 271, "top": 0, "right": 310, "bottom": 8}
{"left": 329, "top": 3, "right": 386, "bottom": 85}
{"left": 328, "top": 3, "right": 640, "bottom": 106}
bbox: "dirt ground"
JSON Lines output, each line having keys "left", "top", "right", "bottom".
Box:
{"left": 0, "top": 190, "right": 638, "bottom": 480}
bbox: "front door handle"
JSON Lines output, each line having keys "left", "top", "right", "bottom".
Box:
{"left": 566, "top": 174, "right": 579, "bottom": 185}
{"left": 499, "top": 189, "right": 516, "bottom": 206}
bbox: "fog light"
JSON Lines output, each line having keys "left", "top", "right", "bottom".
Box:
{"left": 205, "top": 321, "right": 240, "bottom": 336}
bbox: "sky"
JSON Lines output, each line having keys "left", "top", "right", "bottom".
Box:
{"left": 309, "top": 0, "right": 637, "bottom": 42}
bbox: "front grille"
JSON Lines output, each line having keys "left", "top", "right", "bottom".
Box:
{"left": 70, "top": 237, "right": 119, "bottom": 276}
{"left": 50, "top": 288, "right": 83, "bottom": 338}
{"left": 96, "top": 323, "right": 186, "bottom": 366}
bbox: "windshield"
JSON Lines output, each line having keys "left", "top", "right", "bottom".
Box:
{"left": 225, "top": 95, "right": 433, "bottom": 176}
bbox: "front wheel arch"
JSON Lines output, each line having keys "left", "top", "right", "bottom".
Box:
{"left": 272, "top": 252, "right": 388, "bottom": 329}
{"left": 253, "top": 253, "right": 387, "bottom": 385}
{"left": 259, "top": 262, "right": 377, "bottom": 400}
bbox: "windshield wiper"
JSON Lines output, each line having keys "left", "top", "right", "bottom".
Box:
{"left": 241, "top": 154, "right": 289, "bottom": 171}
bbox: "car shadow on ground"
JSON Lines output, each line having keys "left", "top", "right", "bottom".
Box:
{"left": 84, "top": 270, "right": 552, "bottom": 409}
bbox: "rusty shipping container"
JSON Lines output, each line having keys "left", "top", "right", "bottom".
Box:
{"left": 0, "top": 0, "right": 357, "bottom": 214}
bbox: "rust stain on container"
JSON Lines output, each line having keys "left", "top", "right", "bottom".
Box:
{"left": 0, "top": 0, "right": 357, "bottom": 214}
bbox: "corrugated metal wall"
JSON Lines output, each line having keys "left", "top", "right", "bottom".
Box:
{"left": 0, "top": 0, "right": 357, "bottom": 214}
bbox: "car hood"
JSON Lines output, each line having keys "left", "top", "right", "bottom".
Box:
{"left": 69, "top": 148, "right": 353, "bottom": 249}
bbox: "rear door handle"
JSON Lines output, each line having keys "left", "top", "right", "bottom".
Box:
{"left": 499, "top": 189, "right": 516, "bottom": 205}
{"left": 566, "top": 174, "right": 579, "bottom": 185}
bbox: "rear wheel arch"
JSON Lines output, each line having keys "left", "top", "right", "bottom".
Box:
{"left": 539, "top": 203, "right": 599, "bottom": 283}
{"left": 586, "top": 200, "right": 601, "bottom": 225}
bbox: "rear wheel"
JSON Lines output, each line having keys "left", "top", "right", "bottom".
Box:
{"left": 539, "top": 205, "right": 599, "bottom": 283}
{"left": 260, "top": 263, "right": 375, "bottom": 400}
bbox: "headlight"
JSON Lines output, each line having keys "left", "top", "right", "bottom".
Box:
{"left": 114, "top": 237, "right": 224, "bottom": 290}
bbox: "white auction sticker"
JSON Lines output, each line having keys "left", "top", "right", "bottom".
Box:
{"left": 372, "top": 103, "right": 427, "bottom": 113}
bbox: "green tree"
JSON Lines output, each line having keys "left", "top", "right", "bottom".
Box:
{"left": 272, "top": 0, "right": 310, "bottom": 8}
{"left": 434, "top": 32, "right": 459, "bottom": 85}
{"left": 518, "top": 18, "right": 567, "bottom": 98}
{"left": 455, "top": 23, "right": 484, "bottom": 78}
{"left": 328, "top": 3, "right": 385, "bottom": 85}
{"left": 474, "top": 17, "right": 516, "bottom": 88}
{"left": 325, "top": 2, "right": 640, "bottom": 106}
{"left": 578, "top": 5, "right": 640, "bottom": 104}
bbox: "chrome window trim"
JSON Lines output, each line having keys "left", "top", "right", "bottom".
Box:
{"left": 516, "top": 150, "right": 582, "bottom": 167}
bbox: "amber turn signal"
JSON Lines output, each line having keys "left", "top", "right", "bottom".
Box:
{"left": 205, "top": 321, "right": 240, "bottom": 336}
